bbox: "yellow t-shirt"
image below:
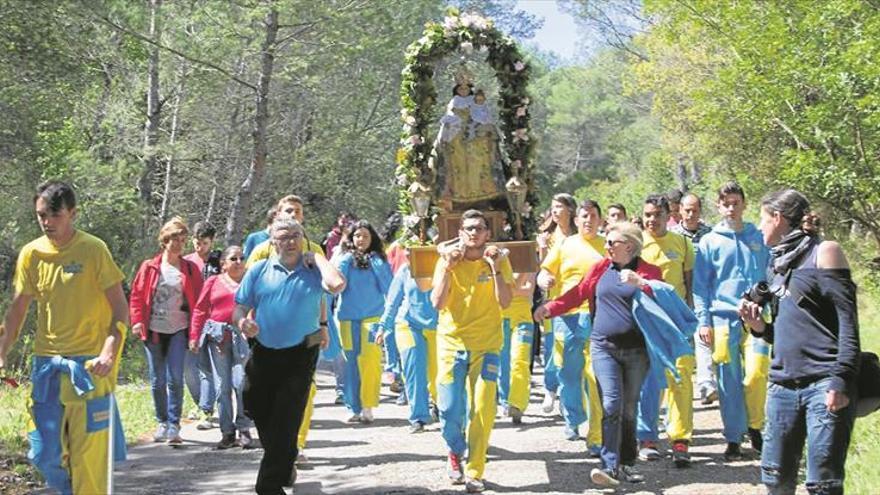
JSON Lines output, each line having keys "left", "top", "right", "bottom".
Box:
{"left": 437, "top": 256, "right": 514, "bottom": 352}
{"left": 246, "top": 237, "right": 324, "bottom": 268}
{"left": 540, "top": 234, "right": 605, "bottom": 314}
{"left": 502, "top": 293, "right": 533, "bottom": 325}
{"left": 641, "top": 231, "right": 694, "bottom": 299}
{"left": 14, "top": 231, "right": 125, "bottom": 356}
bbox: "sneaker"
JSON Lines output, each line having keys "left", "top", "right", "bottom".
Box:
{"left": 563, "top": 425, "right": 580, "bottom": 441}
{"left": 152, "top": 423, "right": 169, "bottom": 443}
{"left": 409, "top": 422, "right": 425, "bottom": 434}
{"left": 724, "top": 442, "right": 744, "bottom": 462}
{"left": 700, "top": 388, "right": 718, "bottom": 405}
{"left": 238, "top": 429, "right": 258, "bottom": 449}
{"left": 196, "top": 411, "right": 214, "bottom": 430}
{"left": 447, "top": 452, "right": 465, "bottom": 484}
{"left": 361, "top": 408, "right": 374, "bottom": 423}
{"left": 620, "top": 465, "right": 645, "bottom": 483}
{"left": 465, "top": 478, "right": 486, "bottom": 493}
{"left": 296, "top": 451, "right": 309, "bottom": 465}
{"left": 587, "top": 444, "right": 602, "bottom": 459}
{"left": 590, "top": 467, "right": 620, "bottom": 487}
{"left": 166, "top": 424, "right": 183, "bottom": 445}
{"left": 541, "top": 391, "right": 557, "bottom": 413}
{"left": 430, "top": 403, "right": 440, "bottom": 423}
{"left": 186, "top": 410, "right": 200, "bottom": 420}
{"left": 508, "top": 406, "right": 523, "bottom": 425}
{"left": 334, "top": 392, "right": 345, "bottom": 405}
{"left": 748, "top": 428, "right": 763, "bottom": 454}
{"left": 216, "top": 433, "right": 236, "bottom": 450}
{"left": 396, "top": 393, "right": 407, "bottom": 406}
{"left": 672, "top": 441, "right": 691, "bottom": 468}
{"left": 390, "top": 380, "right": 403, "bottom": 394}
{"left": 638, "top": 440, "right": 661, "bottom": 461}
{"left": 346, "top": 413, "right": 362, "bottom": 423}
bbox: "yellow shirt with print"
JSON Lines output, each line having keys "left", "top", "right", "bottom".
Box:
{"left": 245, "top": 237, "right": 324, "bottom": 268}
{"left": 540, "top": 234, "right": 605, "bottom": 314}
{"left": 641, "top": 230, "right": 694, "bottom": 299}
{"left": 437, "top": 256, "right": 513, "bottom": 352}
{"left": 14, "top": 230, "right": 125, "bottom": 356}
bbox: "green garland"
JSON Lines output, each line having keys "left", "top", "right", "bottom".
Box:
{"left": 396, "top": 9, "right": 536, "bottom": 241}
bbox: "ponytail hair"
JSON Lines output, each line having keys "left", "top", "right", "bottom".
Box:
{"left": 760, "top": 189, "right": 821, "bottom": 234}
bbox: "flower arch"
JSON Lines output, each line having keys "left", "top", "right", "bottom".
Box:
{"left": 396, "top": 9, "right": 536, "bottom": 241}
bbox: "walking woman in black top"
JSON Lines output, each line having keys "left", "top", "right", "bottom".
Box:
{"left": 740, "top": 189, "right": 859, "bottom": 495}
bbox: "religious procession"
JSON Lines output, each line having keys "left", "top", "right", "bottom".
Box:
{"left": 1, "top": 4, "right": 879, "bottom": 495}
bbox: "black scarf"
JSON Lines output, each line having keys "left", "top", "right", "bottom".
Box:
{"left": 353, "top": 250, "right": 371, "bottom": 269}
{"left": 770, "top": 229, "right": 818, "bottom": 276}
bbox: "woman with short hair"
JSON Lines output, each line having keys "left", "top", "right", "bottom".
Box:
{"left": 130, "top": 217, "right": 204, "bottom": 445}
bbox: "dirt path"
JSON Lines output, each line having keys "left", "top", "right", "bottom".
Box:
{"left": 113, "top": 366, "right": 779, "bottom": 494}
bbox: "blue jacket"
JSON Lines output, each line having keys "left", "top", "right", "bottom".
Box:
{"left": 379, "top": 264, "right": 438, "bottom": 333}
{"left": 335, "top": 252, "right": 393, "bottom": 321}
{"left": 693, "top": 222, "right": 769, "bottom": 328}
{"left": 632, "top": 281, "right": 696, "bottom": 384}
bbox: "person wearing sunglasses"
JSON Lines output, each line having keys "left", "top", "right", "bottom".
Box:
{"left": 535, "top": 221, "right": 695, "bottom": 488}
{"left": 190, "top": 245, "right": 255, "bottom": 449}
{"left": 432, "top": 209, "right": 513, "bottom": 493}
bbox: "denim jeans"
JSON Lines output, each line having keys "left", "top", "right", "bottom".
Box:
{"left": 144, "top": 329, "right": 187, "bottom": 426}
{"left": 184, "top": 343, "right": 216, "bottom": 414}
{"left": 590, "top": 341, "right": 649, "bottom": 473}
{"left": 208, "top": 338, "right": 253, "bottom": 435}
{"left": 762, "top": 378, "right": 855, "bottom": 495}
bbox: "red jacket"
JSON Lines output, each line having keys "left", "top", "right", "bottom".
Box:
{"left": 545, "top": 257, "right": 663, "bottom": 318}
{"left": 129, "top": 253, "right": 204, "bottom": 341}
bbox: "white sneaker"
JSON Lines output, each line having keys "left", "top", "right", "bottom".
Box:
{"left": 541, "top": 391, "right": 557, "bottom": 413}
{"left": 345, "top": 413, "right": 362, "bottom": 423}
{"left": 166, "top": 424, "right": 183, "bottom": 445}
{"left": 361, "top": 407, "right": 374, "bottom": 423}
{"left": 590, "top": 467, "right": 620, "bottom": 487}
{"left": 152, "top": 423, "right": 169, "bottom": 442}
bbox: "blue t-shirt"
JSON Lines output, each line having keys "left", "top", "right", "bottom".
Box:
{"left": 242, "top": 229, "right": 270, "bottom": 260}
{"left": 379, "top": 264, "right": 438, "bottom": 332}
{"left": 235, "top": 257, "right": 323, "bottom": 349}
{"left": 591, "top": 260, "right": 645, "bottom": 349}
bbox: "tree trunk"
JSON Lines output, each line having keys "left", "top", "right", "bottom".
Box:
{"left": 225, "top": 6, "right": 278, "bottom": 245}
{"left": 159, "top": 58, "right": 188, "bottom": 223}
{"left": 139, "top": 0, "right": 162, "bottom": 215}
{"left": 675, "top": 153, "right": 688, "bottom": 191}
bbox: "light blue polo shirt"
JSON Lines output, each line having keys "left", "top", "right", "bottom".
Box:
{"left": 235, "top": 256, "right": 323, "bottom": 349}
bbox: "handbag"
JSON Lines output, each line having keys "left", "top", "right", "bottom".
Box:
{"left": 856, "top": 351, "right": 880, "bottom": 417}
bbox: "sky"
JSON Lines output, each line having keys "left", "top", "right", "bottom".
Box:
{"left": 515, "top": 0, "right": 582, "bottom": 61}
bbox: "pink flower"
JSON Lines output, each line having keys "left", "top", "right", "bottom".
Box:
{"left": 516, "top": 106, "right": 527, "bottom": 117}
{"left": 514, "top": 61, "right": 525, "bottom": 72}
{"left": 511, "top": 159, "right": 522, "bottom": 170}
{"left": 409, "top": 135, "right": 422, "bottom": 145}
{"left": 513, "top": 128, "right": 529, "bottom": 142}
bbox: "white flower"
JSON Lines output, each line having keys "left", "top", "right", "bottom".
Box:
{"left": 403, "top": 215, "right": 420, "bottom": 229}
{"left": 404, "top": 115, "right": 416, "bottom": 126}
{"left": 460, "top": 41, "right": 474, "bottom": 54}
{"left": 516, "top": 106, "right": 527, "bottom": 117}
{"left": 443, "top": 16, "right": 460, "bottom": 31}
{"left": 396, "top": 174, "right": 409, "bottom": 187}
{"left": 514, "top": 61, "right": 525, "bottom": 72}
{"left": 521, "top": 97, "right": 530, "bottom": 105}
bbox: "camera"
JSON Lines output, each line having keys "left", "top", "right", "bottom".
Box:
{"left": 742, "top": 281, "right": 773, "bottom": 306}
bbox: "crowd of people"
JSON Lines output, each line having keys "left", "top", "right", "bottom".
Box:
{"left": 0, "top": 179, "right": 863, "bottom": 495}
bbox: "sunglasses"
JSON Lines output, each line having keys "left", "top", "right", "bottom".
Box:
{"left": 605, "top": 239, "right": 626, "bottom": 248}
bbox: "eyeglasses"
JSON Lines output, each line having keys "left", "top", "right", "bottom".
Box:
{"left": 272, "top": 233, "right": 303, "bottom": 243}
{"left": 605, "top": 239, "right": 626, "bottom": 248}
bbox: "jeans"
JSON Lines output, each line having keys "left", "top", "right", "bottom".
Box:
{"left": 184, "top": 343, "right": 216, "bottom": 414}
{"left": 208, "top": 337, "right": 252, "bottom": 435}
{"left": 761, "top": 378, "right": 855, "bottom": 495}
{"left": 542, "top": 324, "right": 559, "bottom": 393}
{"left": 144, "top": 330, "right": 187, "bottom": 426}
{"left": 553, "top": 314, "right": 588, "bottom": 429}
{"left": 243, "top": 339, "right": 320, "bottom": 495}
{"left": 590, "top": 341, "right": 649, "bottom": 473}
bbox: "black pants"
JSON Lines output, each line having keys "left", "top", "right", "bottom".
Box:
{"left": 243, "top": 339, "right": 319, "bottom": 495}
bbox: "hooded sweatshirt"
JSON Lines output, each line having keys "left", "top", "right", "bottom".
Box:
{"left": 692, "top": 221, "right": 770, "bottom": 328}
